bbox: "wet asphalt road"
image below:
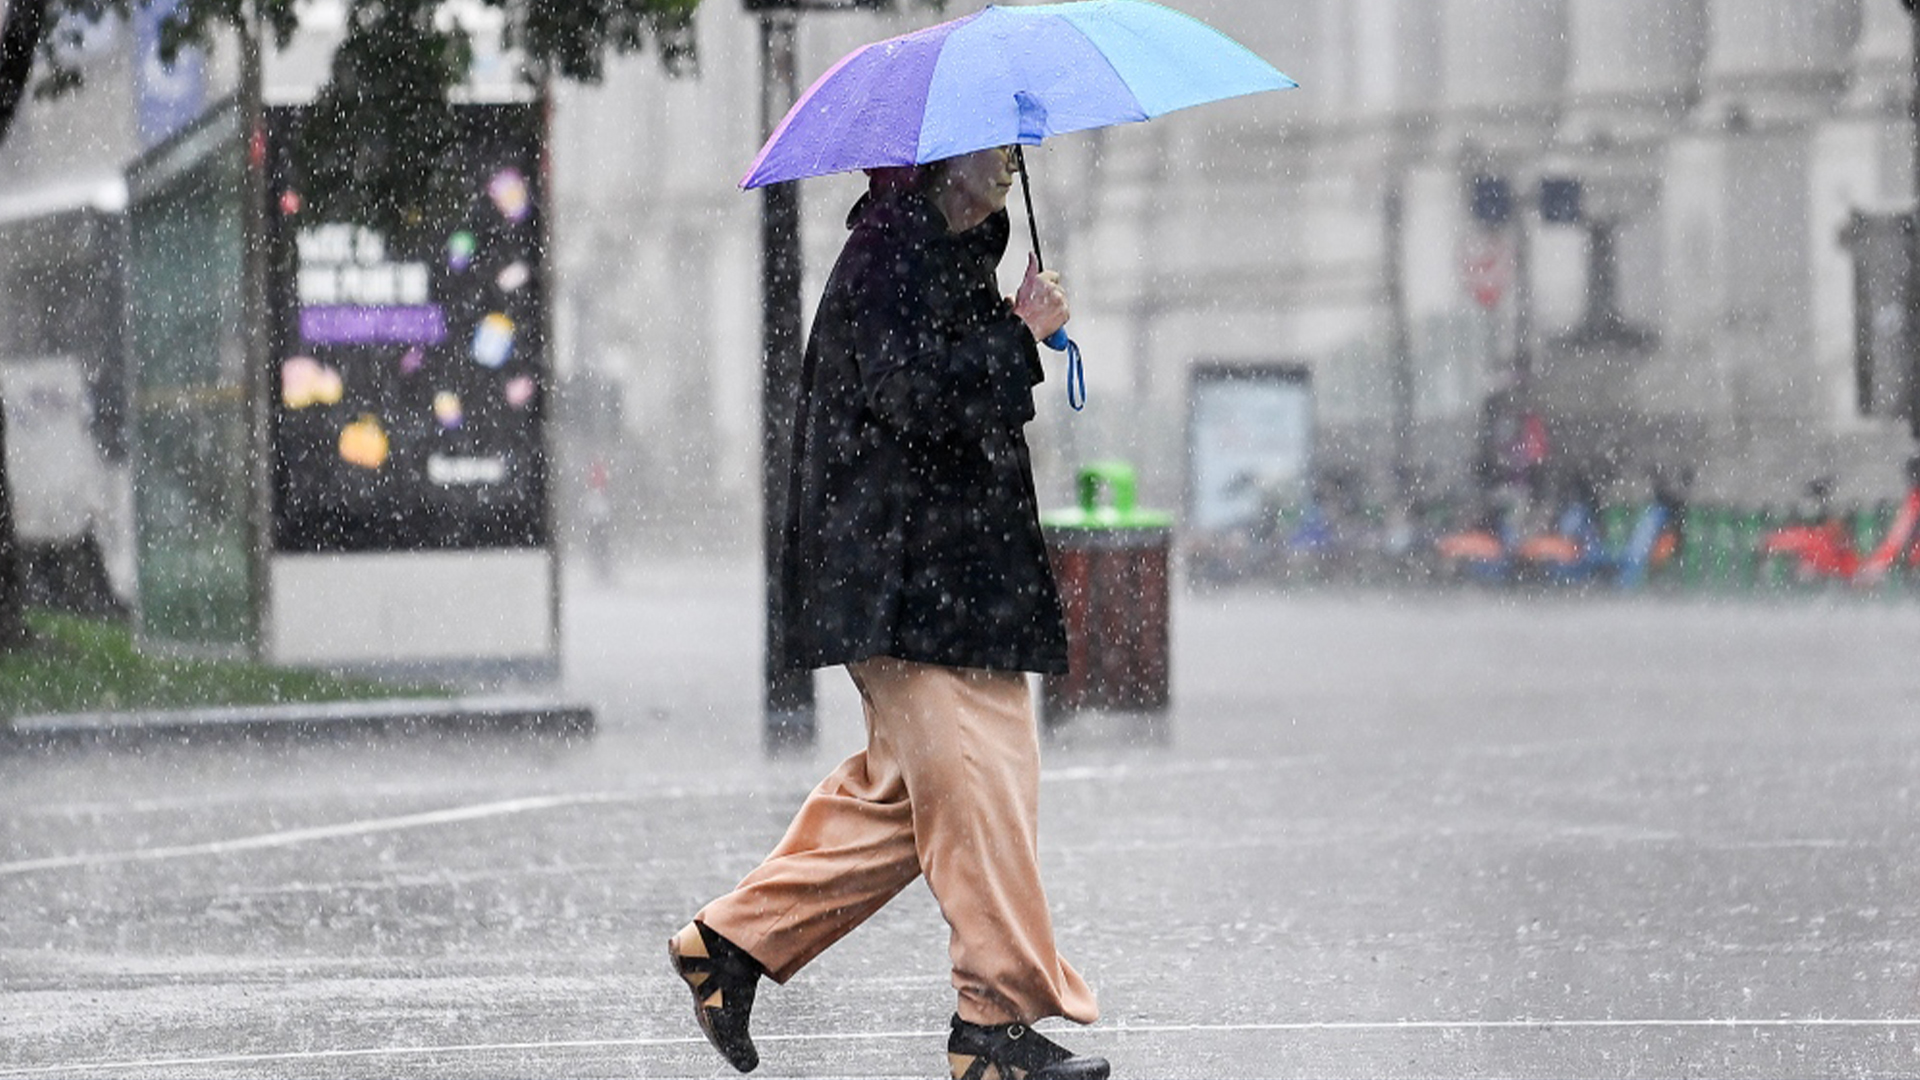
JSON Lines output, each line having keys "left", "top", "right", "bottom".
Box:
{"left": 4, "top": 559, "right": 1920, "bottom": 1078}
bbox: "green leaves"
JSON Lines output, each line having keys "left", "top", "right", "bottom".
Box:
{"left": 22, "top": 0, "right": 956, "bottom": 108}
{"left": 518, "top": 0, "right": 701, "bottom": 81}
{"left": 25, "top": 0, "right": 709, "bottom": 106}
{"left": 293, "top": 0, "right": 475, "bottom": 242}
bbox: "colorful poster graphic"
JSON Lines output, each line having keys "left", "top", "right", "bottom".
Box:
{"left": 503, "top": 375, "right": 536, "bottom": 409}
{"left": 300, "top": 305, "right": 447, "bottom": 346}
{"left": 471, "top": 313, "right": 515, "bottom": 368}
{"left": 487, "top": 168, "right": 531, "bottom": 223}
{"left": 281, "top": 356, "right": 344, "bottom": 409}
{"left": 265, "top": 104, "right": 548, "bottom": 554}
{"left": 448, "top": 231, "right": 476, "bottom": 272}
{"left": 433, "top": 391, "right": 464, "bottom": 429}
{"left": 338, "top": 415, "right": 390, "bottom": 470}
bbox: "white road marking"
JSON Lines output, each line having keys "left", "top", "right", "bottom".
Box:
{"left": 0, "top": 758, "right": 1289, "bottom": 877}
{"left": 1107, "top": 1018, "right": 1920, "bottom": 1032}
{"left": 1040, "top": 757, "right": 1305, "bottom": 783}
{"left": 0, "top": 751, "right": 1860, "bottom": 880}
{"left": 0, "top": 792, "right": 638, "bottom": 876}
{"left": 2, "top": 1019, "right": 1919, "bottom": 1076}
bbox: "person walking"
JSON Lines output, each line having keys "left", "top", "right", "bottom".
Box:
{"left": 668, "top": 144, "right": 1106, "bottom": 1080}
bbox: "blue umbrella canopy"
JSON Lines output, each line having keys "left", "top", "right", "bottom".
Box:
{"left": 742, "top": 1, "right": 1296, "bottom": 190}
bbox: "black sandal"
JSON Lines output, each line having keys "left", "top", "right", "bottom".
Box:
{"left": 947, "top": 1015, "right": 1110, "bottom": 1080}
{"left": 668, "top": 921, "right": 764, "bottom": 1073}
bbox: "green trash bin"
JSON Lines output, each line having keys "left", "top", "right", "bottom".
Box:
{"left": 1041, "top": 462, "right": 1175, "bottom": 721}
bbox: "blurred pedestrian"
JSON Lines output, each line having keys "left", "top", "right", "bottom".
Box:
{"left": 667, "top": 145, "right": 1105, "bottom": 1080}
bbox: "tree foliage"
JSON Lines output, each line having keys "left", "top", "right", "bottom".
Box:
{"left": 1, "top": 0, "right": 705, "bottom": 158}
{"left": 27, "top": 0, "right": 701, "bottom": 94}
{"left": 0, "top": 1, "right": 50, "bottom": 141}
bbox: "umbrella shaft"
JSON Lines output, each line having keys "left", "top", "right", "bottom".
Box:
{"left": 1015, "top": 145, "right": 1045, "bottom": 274}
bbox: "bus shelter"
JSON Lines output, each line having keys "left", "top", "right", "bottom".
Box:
{"left": 124, "top": 98, "right": 557, "bottom": 677}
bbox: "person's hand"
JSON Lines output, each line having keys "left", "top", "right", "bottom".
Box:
{"left": 1012, "top": 251, "right": 1069, "bottom": 342}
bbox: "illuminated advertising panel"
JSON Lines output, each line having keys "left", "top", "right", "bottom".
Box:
{"left": 264, "top": 105, "right": 548, "bottom": 554}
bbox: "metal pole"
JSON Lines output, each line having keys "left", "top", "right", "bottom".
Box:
{"left": 1909, "top": 2, "right": 1920, "bottom": 440}
{"left": 240, "top": 2, "right": 273, "bottom": 661}
{"left": 1513, "top": 191, "right": 1533, "bottom": 387}
{"left": 758, "top": 10, "right": 815, "bottom": 752}
{"left": 1385, "top": 181, "right": 1414, "bottom": 507}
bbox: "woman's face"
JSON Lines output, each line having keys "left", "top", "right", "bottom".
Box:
{"left": 930, "top": 145, "right": 1017, "bottom": 233}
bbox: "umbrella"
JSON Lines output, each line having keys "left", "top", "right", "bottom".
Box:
{"left": 741, "top": 0, "right": 1296, "bottom": 407}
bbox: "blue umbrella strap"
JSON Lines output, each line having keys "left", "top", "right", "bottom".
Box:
{"left": 1040, "top": 328, "right": 1086, "bottom": 411}
{"left": 1044, "top": 326, "right": 1090, "bottom": 409}
{"left": 1068, "top": 337, "right": 1087, "bottom": 412}
{"left": 1068, "top": 338, "right": 1086, "bottom": 411}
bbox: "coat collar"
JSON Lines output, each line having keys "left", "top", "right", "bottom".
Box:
{"left": 847, "top": 190, "right": 1012, "bottom": 266}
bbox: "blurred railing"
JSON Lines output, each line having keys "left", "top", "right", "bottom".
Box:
{"left": 1186, "top": 497, "right": 1920, "bottom": 595}
{"left": 1636, "top": 500, "right": 1909, "bottom": 594}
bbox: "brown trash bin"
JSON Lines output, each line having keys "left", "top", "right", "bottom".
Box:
{"left": 1041, "top": 462, "right": 1174, "bottom": 721}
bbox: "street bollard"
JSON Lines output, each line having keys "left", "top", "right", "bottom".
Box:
{"left": 1040, "top": 462, "right": 1175, "bottom": 728}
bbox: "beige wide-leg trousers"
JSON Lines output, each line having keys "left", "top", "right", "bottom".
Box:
{"left": 697, "top": 656, "right": 1098, "bottom": 1027}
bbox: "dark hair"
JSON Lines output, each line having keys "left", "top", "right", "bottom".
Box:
{"left": 865, "top": 159, "right": 947, "bottom": 196}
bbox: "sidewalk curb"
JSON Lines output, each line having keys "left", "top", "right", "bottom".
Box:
{"left": 0, "top": 696, "right": 595, "bottom": 749}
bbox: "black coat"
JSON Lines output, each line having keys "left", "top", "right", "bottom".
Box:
{"left": 777, "top": 190, "right": 1069, "bottom": 676}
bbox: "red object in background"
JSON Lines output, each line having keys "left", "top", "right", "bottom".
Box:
{"left": 1459, "top": 233, "right": 1511, "bottom": 310}
{"left": 1437, "top": 531, "right": 1505, "bottom": 562}
{"left": 1515, "top": 534, "right": 1579, "bottom": 565}
{"left": 1755, "top": 486, "right": 1920, "bottom": 584}
{"left": 1651, "top": 530, "right": 1679, "bottom": 566}
{"left": 1518, "top": 414, "right": 1550, "bottom": 468}
{"left": 1756, "top": 520, "right": 1858, "bottom": 580}
{"left": 1855, "top": 489, "right": 1920, "bottom": 582}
